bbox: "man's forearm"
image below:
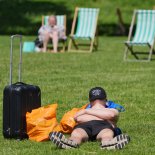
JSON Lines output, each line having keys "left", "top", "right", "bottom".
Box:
{"left": 75, "top": 114, "right": 102, "bottom": 124}
{"left": 85, "top": 108, "right": 119, "bottom": 122}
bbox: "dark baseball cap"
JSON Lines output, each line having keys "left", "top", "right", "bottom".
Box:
{"left": 89, "top": 87, "right": 107, "bottom": 102}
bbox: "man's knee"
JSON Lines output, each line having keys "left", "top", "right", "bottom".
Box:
{"left": 97, "top": 128, "right": 114, "bottom": 140}
{"left": 70, "top": 128, "right": 88, "bottom": 144}
{"left": 71, "top": 128, "right": 88, "bottom": 139}
{"left": 43, "top": 32, "right": 50, "bottom": 40}
{"left": 52, "top": 31, "right": 58, "bottom": 38}
{"left": 71, "top": 129, "right": 82, "bottom": 138}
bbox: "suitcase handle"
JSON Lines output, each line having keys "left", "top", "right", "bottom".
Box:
{"left": 14, "top": 82, "right": 26, "bottom": 85}
{"left": 10, "top": 35, "right": 22, "bottom": 85}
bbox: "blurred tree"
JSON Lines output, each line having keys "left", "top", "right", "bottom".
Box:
{"left": 116, "top": 8, "right": 126, "bottom": 35}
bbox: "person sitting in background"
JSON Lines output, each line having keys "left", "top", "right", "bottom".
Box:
{"left": 37, "top": 15, "right": 66, "bottom": 53}
{"left": 49, "top": 87, "right": 130, "bottom": 150}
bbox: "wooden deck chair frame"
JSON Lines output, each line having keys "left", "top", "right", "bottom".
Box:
{"left": 124, "top": 10, "right": 155, "bottom": 62}
{"left": 68, "top": 7, "right": 99, "bottom": 52}
{"left": 42, "top": 15, "right": 67, "bottom": 52}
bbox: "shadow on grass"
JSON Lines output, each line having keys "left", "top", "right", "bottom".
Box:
{"left": 98, "top": 23, "right": 131, "bottom": 36}
{"left": 0, "top": 0, "right": 131, "bottom": 36}
{"left": 0, "top": 0, "right": 72, "bottom": 35}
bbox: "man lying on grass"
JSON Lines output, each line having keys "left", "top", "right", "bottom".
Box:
{"left": 49, "top": 87, "right": 130, "bottom": 150}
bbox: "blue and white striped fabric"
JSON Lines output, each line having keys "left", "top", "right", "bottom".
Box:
{"left": 127, "top": 10, "right": 155, "bottom": 46}
{"left": 44, "top": 16, "right": 49, "bottom": 26}
{"left": 44, "top": 15, "right": 65, "bottom": 27}
{"left": 74, "top": 8, "right": 99, "bottom": 39}
{"left": 56, "top": 15, "right": 65, "bottom": 27}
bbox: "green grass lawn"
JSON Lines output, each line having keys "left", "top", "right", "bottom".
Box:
{"left": 0, "top": 35, "right": 155, "bottom": 155}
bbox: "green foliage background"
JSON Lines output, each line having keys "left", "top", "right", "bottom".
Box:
{"left": 0, "top": 0, "right": 154, "bottom": 35}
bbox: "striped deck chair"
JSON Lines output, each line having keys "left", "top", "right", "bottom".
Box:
{"left": 68, "top": 7, "right": 100, "bottom": 52}
{"left": 42, "top": 15, "right": 67, "bottom": 52}
{"left": 124, "top": 10, "right": 155, "bottom": 61}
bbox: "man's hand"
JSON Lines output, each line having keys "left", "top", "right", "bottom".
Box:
{"left": 74, "top": 109, "right": 105, "bottom": 124}
{"left": 74, "top": 109, "right": 86, "bottom": 121}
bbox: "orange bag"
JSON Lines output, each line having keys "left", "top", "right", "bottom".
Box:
{"left": 26, "top": 104, "right": 58, "bottom": 142}
{"left": 59, "top": 108, "right": 79, "bottom": 133}
{"left": 59, "top": 104, "right": 88, "bottom": 133}
{"left": 26, "top": 103, "right": 88, "bottom": 142}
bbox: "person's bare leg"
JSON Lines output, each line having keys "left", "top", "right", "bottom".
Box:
{"left": 97, "top": 129, "right": 130, "bottom": 149}
{"left": 69, "top": 128, "right": 89, "bottom": 145}
{"left": 43, "top": 31, "right": 50, "bottom": 52}
{"left": 97, "top": 128, "right": 114, "bottom": 145}
{"left": 49, "top": 128, "right": 88, "bottom": 149}
{"left": 51, "top": 31, "right": 58, "bottom": 53}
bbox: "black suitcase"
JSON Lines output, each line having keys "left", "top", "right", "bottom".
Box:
{"left": 3, "top": 35, "right": 41, "bottom": 139}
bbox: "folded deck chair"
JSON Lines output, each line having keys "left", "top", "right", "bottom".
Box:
{"left": 42, "top": 15, "right": 67, "bottom": 52}
{"left": 124, "top": 10, "right": 155, "bottom": 61}
{"left": 68, "top": 7, "right": 100, "bottom": 52}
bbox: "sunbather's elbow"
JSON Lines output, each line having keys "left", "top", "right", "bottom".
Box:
{"left": 109, "top": 110, "right": 119, "bottom": 121}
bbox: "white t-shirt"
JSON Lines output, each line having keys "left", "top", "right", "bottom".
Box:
{"left": 38, "top": 25, "right": 66, "bottom": 41}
